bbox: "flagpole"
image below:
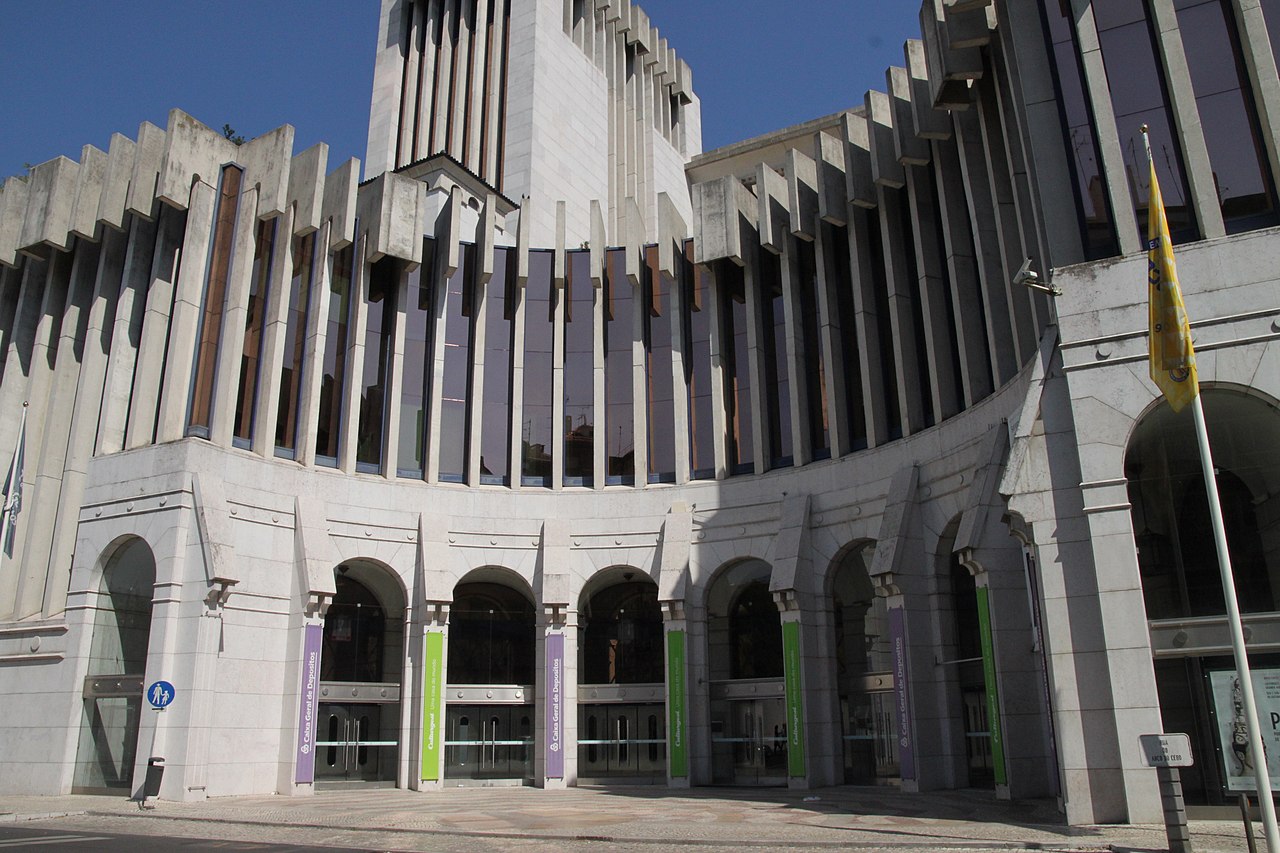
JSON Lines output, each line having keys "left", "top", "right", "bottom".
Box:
{"left": 0, "top": 402, "right": 26, "bottom": 582}
{"left": 1193, "top": 393, "right": 1279, "bottom": 847}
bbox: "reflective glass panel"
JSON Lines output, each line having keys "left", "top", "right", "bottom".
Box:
{"left": 398, "top": 239, "right": 435, "bottom": 476}
{"left": 564, "top": 251, "right": 595, "bottom": 484}
{"left": 522, "top": 251, "right": 555, "bottom": 484}
{"left": 189, "top": 165, "right": 243, "bottom": 432}
{"left": 276, "top": 233, "right": 314, "bottom": 451}
{"left": 233, "top": 218, "right": 276, "bottom": 442}
{"left": 644, "top": 246, "right": 676, "bottom": 481}
{"left": 719, "top": 261, "right": 754, "bottom": 473}
{"left": 479, "top": 248, "right": 513, "bottom": 484}
{"left": 438, "top": 246, "right": 475, "bottom": 481}
{"left": 356, "top": 258, "right": 398, "bottom": 470}
{"left": 317, "top": 245, "right": 356, "bottom": 461}
{"left": 604, "top": 249, "right": 635, "bottom": 482}
{"left": 683, "top": 243, "right": 715, "bottom": 478}
{"left": 1174, "top": 0, "right": 1279, "bottom": 232}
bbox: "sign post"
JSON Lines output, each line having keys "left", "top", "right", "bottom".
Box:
{"left": 1139, "top": 733, "right": 1193, "bottom": 853}
{"left": 143, "top": 681, "right": 175, "bottom": 805}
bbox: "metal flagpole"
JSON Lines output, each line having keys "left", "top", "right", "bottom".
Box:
{"left": 1141, "top": 125, "right": 1275, "bottom": 846}
{"left": 1192, "top": 393, "right": 1279, "bottom": 848}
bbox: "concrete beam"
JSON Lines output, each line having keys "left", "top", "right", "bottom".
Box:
{"left": 288, "top": 143, "right": 329, "bottom": 236}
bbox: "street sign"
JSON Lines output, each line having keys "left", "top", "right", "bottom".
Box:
{"left": 146, "top": 680, "right": 176, "bottom": 709}
{"left": 1140, "top": 733, "right": 1193, "bottom": 768}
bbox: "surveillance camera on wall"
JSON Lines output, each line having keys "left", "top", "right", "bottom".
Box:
{"left": 1013, "top": 258, "right": 1062, "bottom": 296}
{"left": 1013, "top": 258, "right": 1039, "bottom": 287}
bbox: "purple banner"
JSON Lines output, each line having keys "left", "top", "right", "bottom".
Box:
{"left": 890, "top": 607, "right": 916, "bottom": 781}
{"left": 295, "top": 623, "right": 322, "bottom": 784}
{"left": 546, "top": 632, "right": 565, "bottom": 778}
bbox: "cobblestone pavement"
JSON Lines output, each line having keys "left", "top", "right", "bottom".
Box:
{"left": 0, "top": 785, "right": 1267, "bottom": 852}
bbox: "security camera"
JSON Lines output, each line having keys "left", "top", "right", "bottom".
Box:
{"left": 1013, "top": 258, "right": 1039, "bottom": 287}
{"left": 1013, "top": 258, "right": 1062, "bottom": 296}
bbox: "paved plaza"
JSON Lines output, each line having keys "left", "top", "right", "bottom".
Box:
{"left": 0, "top": 786, "right": 1267, "bottom": 852}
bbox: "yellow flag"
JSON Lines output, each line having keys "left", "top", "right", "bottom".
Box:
{"left": 1146, "top": 150, "right": 1199, "bottom": 413}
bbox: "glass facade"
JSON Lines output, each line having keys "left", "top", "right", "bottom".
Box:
{"left": 604, "top": 249, "right": 635, "bottom": 483}
{"left": 794, "top": 240, "right": 829, "bottom": 456}
{"left": 189, "top": 165, "right": 244, "bottom": 434}
{"left": 233, "top": 218, "right": 276, "bottom": 444}
{"left": 479, "top": 247, "right": 513, "bottom": 485}
{"left": 398, "top": 239, "right": 434, "bottom": 476}
{"left": 683, "top": 243, "right": 715, "bottom": 478}
{"left": 1174, "top": 0, "right": 1279, "bottom": 232}
{"left": 759, "top": 249, "right": 793, "bottom": 468}
{"left": 522, "top": 251, "right": 555, "bottom": 484}
{"left": 1093, "top": 0, "right": 1199, "bottom": 242}
{"left": 1039, "top": 0, "right": 1120, "bottom": 258}
{"left": 439, "top": 246, "right": 475, "bottom": 482}
{"left": 719, "top": 260, "right": 754, "bottom": 474}
{"left": 564, "top": 251, "right": 594, "bottom": 485}
{"left": 275, "top": 232, "right": 315, "bottom": 454}
{"left": 317, "top": 244, "right": 356, "bottom": 463}
{"left": 644, "top": 246, "right": 676, "bottom": 482}
{"left": 356, "top": 258, "right": 398, "bottom": 471}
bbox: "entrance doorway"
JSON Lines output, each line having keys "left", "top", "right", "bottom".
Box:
{"left": 830, "top": 543, "right": 900, "bottom": 784}
{"left": 710, "top": 691, "right": 788, "bottom": 785}
{"left": 72, "top": 538, "right": 155, "bottom": 795}
{"left": 445, "top": 577, "right": 536, "bottom": 785}
{"left": 578, "top": 573, "right": 666, "bottom": 783}
{"left": 706, "top": 559, "right": 787, "bottom": 787}
{"left": 315, "top": 565, "right": 404, "bottom": 789}
{"left": 315, "top": 702, "right": 397, "bottom": 786}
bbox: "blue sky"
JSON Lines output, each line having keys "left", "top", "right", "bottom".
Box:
{"left": 0, "top": 1, "right": 923, "bottom": 181}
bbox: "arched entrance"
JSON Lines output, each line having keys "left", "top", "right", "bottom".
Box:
{"left": 315, "top": 562, "right": 405, "bottom": 788}
{"left": 706, "top": 559, "right": 787, "bottom": 786}
{"left": 577, "top": 569, "right": 665, "bottom": 783}
{"left": 444, "top": 572, "right": 536, "bottom": 784}
{"left": 829, "top": 543, "right": 899, "bottom": 784}
{"left": 1128, "top": 388, "right": 1280, "bottom": 804}
{"left": 72, "top": 538, "right": 155, "bottom": 794}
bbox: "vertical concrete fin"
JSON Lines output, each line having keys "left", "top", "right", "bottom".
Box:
{"left": 756, "top": 165, "right": 789, "bottom": 255}
{"left": 0, "top": 177, "right": 30, "bottom": 268}
{"left": 70, "top": 144, "right": 108, "bottom": 240}
{"left": 322, "top": 158, "right": 360, "bottom": 252}
{"left": 477, "top": 193, "right": 498, "bottom": 286}
{"left": 657, "top": 503, "right": 693, "bottom": 604}
{"left": 955, "top": 422, "right": 1012, "bottom": 560}
{"left": 625, "top": 196, "right": 645, "bottom": 285}
{"left": 785, "top": 148, "right": 819, "bottom": 241}
{"left": 19, "top": 157, "right": 80, "bottom": 255}
{"left": 288, "top": 143, "right": 329, "bottom": 236}
{"left": 294, "top": 494, "right": 339, "bottom": 606}
{"left": 538, "top": 519, "right": 571, "bottom": 610}
{"left": 191, "top": 473, "right": 238, "bottom": 587}
{"left": 126, "top": 121, "right": 167, "bottom": 220}
{"left": 768, "top": 494, "right": 812, "bottom": 595}
{"left": 97, "top": 133, "right": 137, "bottom": 232}
{"left": 656, "top": 192, "right": 686, "bottom": 277}
{"left": 554, "top": 200, "right": 567, "bottom": 287}
{"left": 869, "top": 465, "right": 921, "bottom": 581}
{"left": 157, "top": 109, "right": 237, "bottom": 211}
{"left": 436, "top": 185, "right": 462, "bottom": 277}
{"left": 241, "top": 123, "right": 295, "bottom": 219}
{"left": 516, "top": 194, "right": 533, "bottom": 286}
{"left": 590, "top": 200, "right": 607, "bottom": 287}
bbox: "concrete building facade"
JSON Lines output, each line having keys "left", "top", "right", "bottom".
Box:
{"left": 0, "top": 0, "right": 1278, "bottom": 828}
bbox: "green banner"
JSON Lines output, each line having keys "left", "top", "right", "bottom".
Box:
{"left": 666, "top": 630, "right": 688, "bottom": 778}
{"left": 421, "top": 631, "right": 444, "bottom": 781}
{"left": 976, "top": 586, "right": 1007, "bottom": 787}
{"left": 783, "top": 620, "right": 806, "bottom": 778}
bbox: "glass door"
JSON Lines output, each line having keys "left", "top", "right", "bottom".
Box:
{"left": 315, "top": 703, "right": 397, "bottom": 786}
{"left": 840, "top": 687, "right": 899, "bottom": 784}
{"left": 444, "top": 704, "right": 533, "bottom": 783}
{"left": 578, "top": 703, "right": 666, "bottom": 781}
{"left": 72, "top": 675, "right": 145, "bottom": 794}
{"left": 710, "top": 695, "right": 788, "bottom": 786}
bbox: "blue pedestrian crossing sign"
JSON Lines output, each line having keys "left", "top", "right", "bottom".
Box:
{"left": 146, "top": 680, "right": 176, "bottom": 709}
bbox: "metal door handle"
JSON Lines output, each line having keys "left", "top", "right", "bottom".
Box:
{"left": 353, "top": 718, "right": 362, "bottom": 767}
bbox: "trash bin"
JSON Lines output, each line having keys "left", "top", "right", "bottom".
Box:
{"left": 143, "top": 756, "right": 164, "bottom": 799}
